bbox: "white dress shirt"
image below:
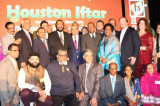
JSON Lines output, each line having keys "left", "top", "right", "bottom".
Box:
{"left": 85, "top": 63, "right": 92, "bottom": 93}
{"left": 120, "top": 27, "right": 128, "bottom": 46}
{"left": 57, "top": 31, "right": 64, "bottom": 40}
{"left": 72, "top": 35, "right": 79, "bottom": 48}
{"left": 89, "top": 32, "right": 96, "bottom": 38}
{"left": 46, "top": 32, "right": 48, "bottom": 39}
{"left": 18, "top": 68, "right": 51, "bottom": 95}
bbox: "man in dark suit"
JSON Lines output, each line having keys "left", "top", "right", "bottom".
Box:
{"left": 15, "top": 18, "right": 33, "bottom": 68}
{"left": 116, "top": 17, "right": 141, "bottom": 71}
{"left": 70, "top": 25, "right": 83, "bottom": 69}
{"left": 78, "top": 49, "right": 102, "bottom": 106}
{"left": 109, "top": 18, "right": 120, "bottom": 38}
{"left": 47, "top": 49, "right": 80, "bottom": 106}
{"left": 48, "top": 19, "right": 72, "bottom": 62}
{"left": 33, "top": 27, "right": 50, "bottom": 68}
{"left": 99, "top": 63, "right": 126, "bottom": 106}
{"left": 81, "top": 22, "right": 101, "bottom": 62}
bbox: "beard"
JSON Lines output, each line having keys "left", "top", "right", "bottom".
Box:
{"left": 28, "top": 61, "right": 40, "bottom": 68}
{"left": 56, "top": 27, "right": 64, "bottom": 32}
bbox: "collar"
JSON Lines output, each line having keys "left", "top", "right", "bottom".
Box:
{"left": 109, "top": 74, "right": 117, "bottom": 79}
{"left": 7, "top": 32, "right": 15, "bottom": 38}
{"left": 89, "top": 32, "right": 95, "bottom": 37}
{"left": 58, "top": 61, "right": 67, "bottom": 65}
{"left": 23, "top": 28, "right": 29, "bottom": 34}
{"left": 8, "top": 55, "right": 17, "bottom": 66}
{"left": 121, "top": 27, "right": 128, "bottom": 32}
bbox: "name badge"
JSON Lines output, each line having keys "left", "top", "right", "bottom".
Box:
{"left": 155, "top": 81, "right": 160, "bottom": 84}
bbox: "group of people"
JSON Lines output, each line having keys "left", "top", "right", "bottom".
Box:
{"left": 0, "top": 17, "right": 160, "bottom": 106}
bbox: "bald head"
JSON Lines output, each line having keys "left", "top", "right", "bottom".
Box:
{"left": 109, "top": 63, "right": 118, "bottom": 76}
{"left": 22, "top": 18, "right": 31, "bottom": 31}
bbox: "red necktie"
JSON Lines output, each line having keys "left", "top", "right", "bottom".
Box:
{"left": 74, "top": 37, "right": 77, "bottom": 49}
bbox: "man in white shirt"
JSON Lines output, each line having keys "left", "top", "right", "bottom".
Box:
{"left": 2, "top": 21, "right": 21, "bottom": 55}
{"left": 116, "top": 17, "right": 140, "bottom": 71}
{"left": 78, "top": 49, "right": 103, "bottom": 106}
{"left": 18, "top": 52, "right": 52, "bottom": 106}
{"left": 0, "top": 43, "right": 20, "bottom": 106}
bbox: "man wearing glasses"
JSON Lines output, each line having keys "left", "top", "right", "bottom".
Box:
{"left": 0, "top": 43, "right": 20, "bottom": 106}
{"left": 47, "top": 49, "right": 80, "bottom": 106}
{"left": 2, "top": 21, "right": 21, "bottom": 56}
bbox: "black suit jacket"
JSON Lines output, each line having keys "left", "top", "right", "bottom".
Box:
{"left": 15, "top": 29, "right": 33, "bottom": 68}
{"left": 48, "top": 31, "right": 72, "bottom": 61}
{"left": 116, "top": 27, "right": 140, "bottom": 70}
{"left": 33, "top": 38, "right": 50, "bottom": 68}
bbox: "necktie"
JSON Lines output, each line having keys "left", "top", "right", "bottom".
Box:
{"left": 27, "top": 32, "right": 32, "bottom": 44}
{"left": 74, "top": 37, "right": 77, "bottom": 49}
{"left": 43, "top": 39, "right": 48, "bottom": 50}
{"left": 60, "top": 32, "right": 64, "bottom": 45}
{"left": 112, "top": 77, "right": 115, "bottom": 93}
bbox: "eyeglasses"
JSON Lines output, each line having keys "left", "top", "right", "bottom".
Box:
{"left": 58, "top": 55, "right": 67, "bottom": 57}
{"left": 10, "top": 50, "right": 19, "bottom": 52}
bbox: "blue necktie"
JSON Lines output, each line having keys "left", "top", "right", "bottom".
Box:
{"left": 112, "top": 77, "right": 115, "bottom": 93}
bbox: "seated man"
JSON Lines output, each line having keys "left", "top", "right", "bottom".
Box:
{"left": 47, "top": 49, "right": 80, "bottom": 106}
{"left": 79, "top": 49, "right": 103, "bottom": 106}
{"left": 99, "top": 63, "right": 126, "bottom": 106}
{"left": 18, "top": 52, "right": 52, "bottom": 106}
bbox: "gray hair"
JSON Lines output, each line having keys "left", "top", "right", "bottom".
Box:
{"left": 84, "top": 49, "right": 93, "bottom": 55}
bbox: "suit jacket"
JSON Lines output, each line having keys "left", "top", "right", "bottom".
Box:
{"left": 2, "top": 33, "right": 14, "bottom": 55}
{"left": 70, "top": 35, "right": 83, "bottom": 68}
{"left": 0, "top": 56, "right": 19, "bottom": 105}
{"left": 48, "top": 31, "right": 72, "bottom": 61}
{"left": 33, "top": 38, "right": 50, "bottom": 68}
{"left": 15, "top": 29, "right": 33, "bottom": 68}
{"left": 116, "top": 27, "right": 140, "bottom": 70}
{"left": 99, "top": 74, "right": 126, "bottom": 106}
{"left": 79, "top": 62, "right": 102, "bottom": 99}
{"left": 81, "top": 32, "right": 101, "bottom": 62}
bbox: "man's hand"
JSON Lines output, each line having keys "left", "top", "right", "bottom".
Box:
{"left": 140, "top": 46, "right": 147, "bottom": 50}
{"left": 79, "top": 92, "right": 84, "bottom": 101}
{"left": 14, "top": 38, "right": 21, "bottom": 45}
{"left": 5, "top": 101, "right": 11, "bottom": 106}
{"left": 90, "top": 97, "right": 97, "bottom": 106}
{"left": 128, "top": 57, "right": 136, "bottom": 65}
{"left": 38, "top": 94, "right": 47, "bottom": 102}
{"left": 76, "top": 92, "right": 80, "bottom": 98}
{"left": 128, "top": 100, "right": 134, "bottom": 106}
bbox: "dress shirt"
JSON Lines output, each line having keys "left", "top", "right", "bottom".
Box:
{"left": 23, "top": 28, "right": 32, "bottom": 45}
{"left": 40, "top": 38, "right": 49, "bottom": 51}
{"left": 18, "top": 68, "right": 51, "bottom": 95}
{"left": 58, "top": 61, "right": 67, "bottom": 65}
{"left": 85, "top": 63, "right": 92, "bottom": 93}
{"left": 109, "top": 74, "right": 116, "bottom": 93}
{"left": 46, "top": 32, "right": 48, "bottom": 39}
{"left": 89, "top": 32, "right": 96, "bottom": 38}
{"left": 8, "top": 55, "right": 17, "bottom": 70}
{"left": 120, "top": 27, "right": 128, "bottom": 45}
{"left": 57, "top": 31, "right": 64, "bottom": 40}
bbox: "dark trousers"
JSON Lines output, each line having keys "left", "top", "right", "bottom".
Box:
{"left": 51, "top": 93, "right": 79, "bottom": 106}
{"left": 20, "top": 89, "right": 53, "bottom": 106}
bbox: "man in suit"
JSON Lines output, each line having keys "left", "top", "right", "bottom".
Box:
{"left": 15, "top": 18, "right": 33, "bottom": 68}
{"left": 70, "top": 25, "right": 83, "bottom": 69}
{"left": 79, "top": 49, "right": 102, "bottom": 106}
{"left": 81, "top": 22, "right": 101, "bottom": 62}
{"left": 47, "top": 49, "right": 80, "bottom": 106}
{"left": 0, "top": 43, "right": 20, "bottom": 106}
{"left": 33, "top": 27, "right": 50, "bottom": 68}
{"left": 117, "top": 17, "right": 141, "bottom": 71}
{"left": 72, "top": 21, "right": 82, "bottom": 35}
{"left": 2, "top": 21, "right": 21, "bottom": 55}
{"left": 48, "top": 19, "right": 72, "bottom": 61}
{"left": 109, "top": 18, "right": 120, "bottom": 38}
{"left": 99, "top": 63, "right": 126, "bottom": 106}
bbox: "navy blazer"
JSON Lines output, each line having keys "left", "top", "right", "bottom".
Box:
{"left": 70, "top": 35, "right": 83, "bottom": 68}
{"left": 33, "top": 38, "right": 50, "bottom": 68}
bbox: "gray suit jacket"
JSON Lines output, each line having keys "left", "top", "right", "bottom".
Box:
{"left": 0, "top": 56, "right": 20, "bottom": 105}
{"left": 79, "top": 62, "right": 102, "bottom": 99}
{"left": 2, "top": 33, "right": 14, "bottom": 55}
{"left": 81, "top": 32, "right": 101, "bottom": 62}
{"left": 99, "top": 74, "right": 126, "bottom": 106}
